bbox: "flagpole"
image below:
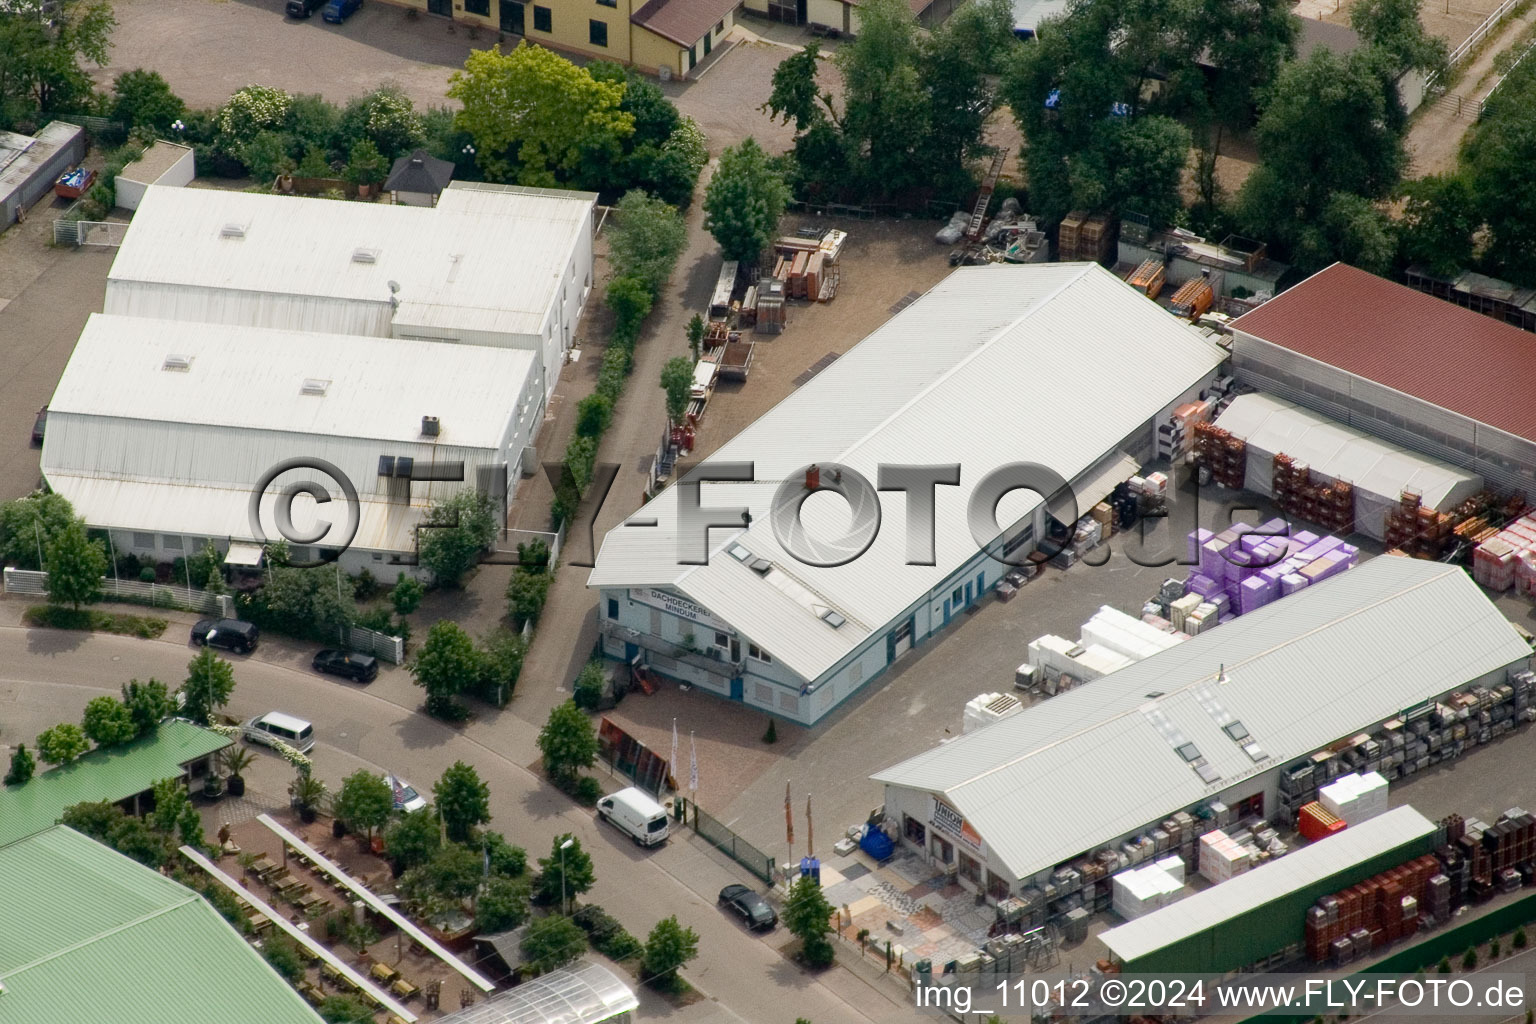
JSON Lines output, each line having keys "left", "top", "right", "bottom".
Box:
{"left": 689, "top": 730, "right": 698, "bottom": 805}
{"left": 785, "top": 780, "right": 794, "bottom": 887}
{"left": 807, "top": 793, "right": 814, "bottom": 859}
{"left": 670, "top": 717, "right": 679, "bottom": 794}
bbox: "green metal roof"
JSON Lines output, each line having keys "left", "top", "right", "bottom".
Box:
{"left": 0, "top": 825, "right": 322, "bottom": 1024}
{"left": 0, "top": 720, "right": 230, "bottom": 845}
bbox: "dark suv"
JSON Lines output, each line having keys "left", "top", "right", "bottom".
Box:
{"left": 286, "top": 0, "right": 324, "bottom": 17}
{"left": 191, "top": 618, "right": 260, "bottom": 653}
{"left": 312, "top": 649, "right": 379, "bottom": 683}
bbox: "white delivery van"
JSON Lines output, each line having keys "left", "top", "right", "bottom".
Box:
{"left": 597, "top": 786, "right": 671, "bottom": 847}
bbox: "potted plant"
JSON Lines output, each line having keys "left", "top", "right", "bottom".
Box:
{"left": 345, "top": 139, "right": 387, "bottom": 199}
{"left": 203, "top": 772, "right": 225, "bottom": 799}
{"left": 290, "top": 775, "right": 328, "bottom": 824}
{"left": 332, "top": 794, "right": 349, "bottom": 839}
{"left": 221, "top": 744, "right": 254, "bottom": 798}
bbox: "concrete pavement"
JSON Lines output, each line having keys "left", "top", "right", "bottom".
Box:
{"left": 0, "top": 615, "right": 932, "bottom": 1024}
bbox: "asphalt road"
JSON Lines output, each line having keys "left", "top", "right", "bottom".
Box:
{"left": 0, "top": 621, "right": 929, "bottom": 1024}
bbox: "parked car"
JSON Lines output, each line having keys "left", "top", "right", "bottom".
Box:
{"left": 243, "top": 711, "right": 315, "bottom": 754}
{"left": 30, "top": 407, "right": 46, "bottom": 446}
{"left": 312, "top": 649, "right": 378, "bottom": 682}
{"left": 386, "top": 774, "right": 427, "bottom": 813}
{"left": 596, "top": 786, "right": 670, "bottom": 847}
{"left": 286, "top": 0, "right": 324, "bottom": 16}
{"left": 718, "top": 884, "right": 778, "bottom": 930}
{"left": 191, "top": 618, "right": 260, "bottom": 653}
{"left": 321, "top": 0, "right": 361, "bottom": 23}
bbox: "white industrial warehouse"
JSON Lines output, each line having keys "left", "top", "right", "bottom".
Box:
{"left": 104, "top": 181, "right": 597, "bottom": 404}
{"left": 872, "top": 557, "right": 1530, "bottom": 907}
{"left": 41, "top": 314, "right": 540, "bottom": 574}
{"left": 589, "top": 262, "right": 1228, "bottom": 726}
{"left": 1231, "top": 262, "right": 1536, "bottom": 494}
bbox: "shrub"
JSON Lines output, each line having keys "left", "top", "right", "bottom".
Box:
{"left": 1515, "top": 926, "right": 1528, "bottom": 949}
{"left": 1463, "top": 946, "right": 1477, "bottom": 970}
{"left": 506, "top": 567, "right": 552, "bottom": 625}
{"left": 763, "top": 719, "right": 777, "bottom": 744}
{"left": 575, "top": 394, "right": 613, "bottom": 439}
{"left": 139, "top": 566, "right": 157, "bottom": 583}
{"left": 391, "top": 573, "right": 425, "bottom": 616}
{"left": 572, "top": 661, "right": 605, "bottom": 711}
{"left": 572, "top": 776, "right": 602, "bottom": 806}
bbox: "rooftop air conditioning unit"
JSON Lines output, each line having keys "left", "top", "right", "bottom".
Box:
{"left": 352, "top": 247, "right": 380, "bottom": 264}
{"left": 301, "top": 378, "right": 330, "bottom": 396}
{"left": 220, "top": 222, "right": 246, "bottom": 239}
{"left": 421, "top": 415, "right": 440, "bottom": 437}
{"left": 162, "top": 354, "right": 192, "bottom": 371}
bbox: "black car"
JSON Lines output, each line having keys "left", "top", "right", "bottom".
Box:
{"left": 286, "top": 0, "right": 323, "bottom": 17}
{"left": 191, "top": 618, "right": 260, "bottom": 653}
{"left": 718, "top": 884, "right": 777, "bottom": 930}
{"left": 31, "top": 407, "right": 46, "bottom": 446}
{"left": 313, "top": 649, "right": 379, "bottom": 683}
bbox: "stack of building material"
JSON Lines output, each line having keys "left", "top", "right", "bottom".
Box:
{"left": 1318, "top": 772, "right": 1390, "bottom": 825}
{"left": 818, "top": 229, "right": 847, "bottom": 264}
{"left": 962, "top": 692, "right": 1024, "bottom": 734}
{"left": 1383, "top": 490, "right": 1457, "bottom": 558}
{"left": 1058, "top": 210, "right": 1087, "bottom": 260}
{"left": 1158, "top": 399, "right": 1216, "bottom": 461}
{"left": 1298, "top": 801, "right": 1347, "bottom": 842}
{"left": 754, "top": 278, "right": 785, "bottom": 334}
{"left": 1179, "top": 521, "right": 1358, "bottom": 620}
{"left": 1025, "top": 635, "right": 1134, "bottom": 692}
{"left": 1198, "top": 830, "right": 1252, "bottom": 883}
{"left": 1304, "top": 854, "right": 1442, "bottom": 962}
{"left": 1194, "top": 422, "right": 1246, "bottom": 488}
{"left": 1474, "top": 513, "right": 1536, "bottom": 593}
{"left": 1079, "top": 606, "right": 1186, "bottom": 662}
{"left": 1111, "top": 863, "right": 1186, "bottom": 920}
{"left": 1125, "top": 258, "right": 1166, "bottom": 299}
{"left": 1273, "top": 453, "right": 1355, "bottom": 534}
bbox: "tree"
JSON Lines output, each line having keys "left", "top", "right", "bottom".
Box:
{"left": 263, "top": 937, "right": 306, "bottom": 983}
{"left": 481, "top": 831, "right": 528, "bottom": 877}
{"left": 1, "top": 0, "right": 115, "bottom": 113}
{"left": 1463, "top": 945, "right": 1478, "bottom": 969}
{"left": 339, "top": 84, "right": 424, "bottom": 160}
{"left": 607, "top": 190, "right": 687, "bottom": 299}
{"left": 659, "top": 357, "right": 694, "bottom": 426}
{"left": 476, "top": 629, "right": 526, "bottom": 706}
{"left": 834, "top": 0, "right": 929, "bottom": 198}
{"left": 0, "top": 492, "right": 78, "bottom": 571}
{"left": 218, "top": 85, "right": 293, "bottom": 147}
{"left": 476, "top": 875, "right": 531, "bottom": 932}
{"left": 344, "top": 137, "right": 387, "bottom": 186}
{"left": 538, "top": 700, "right": 598, "bottom": 787}
{"left": 606, "top": 273, "right": 654, "bottom": 337}
{"left": 641, "top": 915, "right": 699, "bottom": 989}
{"left": 81, "top": 695, "right": 137, "bottom": 748}
{"left": 318, "top": 995, "right": 374, "bottom": 1024}
{"left": 417, "top": 490, "right": 499, "bottom": 588}
{"left": 402, "top": 843, "right": 485, "bottom": 904}
{"left": 180, "top": 647, "right": 236, "bottom": 725}
{"left": 448, "top": 42, "right": 634, "bottom": 186}
{"left": 108, "top": 816, "right": 167, "bottom": 867}
{"left": 411, "top": 620, "right": 479, "bottom": 719}
{"left": 912, "top": 0, "right": 1014, "bottom": 196}
{"left": 239, "top": 564, "right": 357, "bottom": 642}
{"left": 121, "top": 678, "right": 175, "bottom": 737}
{"left": 572, "top": 660, "right": 606, "bottom": 711}
{"left": 177, "top": 799, "right": 206, "bottom": 849}
{"left": 151, "top": 776, "right": 189, "bottom": 835}
{"left": 60, "top": 800, "right": 124, "bottom": 840}
{"left": 111, "top": 69, "right": 185, "bottom": 132}
{"left": 1516, "top": 926, "right": 1528, "bottom": 950}
{"left": 391, "top": 573, "right": 425, "bottom": 616}
{"left": 36, "top": 724, "right": 89, "bottom": 765}
{"left": 383, "top": 807, "right": 441, "bottom": 873}
{"left": 333, "top": 770, "right": 394, "bottom": 841}
{"left": 5, "top": 744, "right": 36, "bottom": 785}
{"left": 1398, "top": 173, "right": 1477, "bottom": 278}
{"left": 783, "top": 876, "right": 835, "bottom": 967}
{"left": 575, "top": 393, "right": 613, "bottom": 440}
{"left": 534, "top": 833, "right": 596, "bottom": 907}
{"left": 521, "top": 914, "right": 587, "bottom": 972}
{"left": 1351, "top": 0, "right": 1447, "bottom": 80}
{"left": 703, "top": 138, "right": 790, "bottom": 264}
{"left": 686, "top": 314, "right": 706, "bottom": 362}
{"left": 434, "top": 761, "right": 492, "bottom": 843}
{"left": 44, "top": 518, "right": 106, "bottom": 611}
{"left": 1463, "top": 95, "right": 1536, "bottom": 285}
{"left": 296, "top": 145, "right": 334, "bottom": 178}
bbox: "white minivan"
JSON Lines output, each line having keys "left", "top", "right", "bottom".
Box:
{"left": 243, "top": 711, "right": 315, "bottom": 754}
{"left": 597, "top": 786, "right": 671, "bottom": 847}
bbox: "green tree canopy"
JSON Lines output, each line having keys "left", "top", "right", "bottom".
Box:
{"left": 433, "top": 760, "right": 492, "bottom": 843}
{"left": 60, "top": 800, "right": 124, "bottom": 840}
{"left": 81, "top": 695, "right": 137, "bottom": 748}
{"left": 520, "top": 914, "right": 587, "bottom": 972}
{"left": 391, "top": 573, "right": 425, "bottom": 616}
{"left": 121, "top": 678, "right": 175, "bottom": 737}
{"left": 608, "top": 189, "right": 687, "bottom": 298}
{"left": 1462, "top": 76, "right": 1536, "bottom": 285}
{"left": 783, "top": 876, "right": 836, "bottom": 966}
{"left": 660, "top": 356, "right": 694, "bottom": 426}
{"left": 333, "top": 770, "right": 394, "bottom": 839}
{"left": 534, "top": 833, "right": 595, "bottom": 907}
{"left": 448, "top": 42, "right": 634, "bottom": 186}
{"left": 5, "top": 744, "right": 36, "bottom": 786}
{"left": 44, "top": 518, "right": 106, "bottom": 611}
{"left": 1351, "top": 0, "right": 1448, "bottom": 80}
{"left": 150, "top": 776, "right": 189, "bottom": 835}
{"left": 239, "top": 564, "right": 357, "bottom": 642}
{"left": 0, "top": 492, "right": 78, "bottom": 571}
{"left": 111, "top": 68, "right": 185, "bottom": 132}
{"left": 538, "top": 700, "right": 598, "bottom": 786}
{"left": 412, "top": 620, "right": 480, "bottom": 719}
{"left": 476, "top": 875, "right": 531, "bottom": 933}
{"left": 0, "top": 0, "right": 115, "bottom": 113}
{"left": 180, "top": 647, "right": 236, "bottom": 726}
{"left": 418, "top": 490, "right": 499, "bottom": 588}
{"left": 36, "top": 724, "right": 90, "bottom": 765}
{"left": 383, "top": 807, "right": 441, "bottom": 874}
{"left": 641, "top": 915, "right": 699, "bottom": 987}
{"left": 703, "top": 137, "right": 790, "bottom": 264}
{"left": 339, "top": 84, "right": 425, "bottom": 160}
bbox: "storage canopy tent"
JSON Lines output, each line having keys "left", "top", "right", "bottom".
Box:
{"left": 1215, "top": 393, "right": 1483, "bottom": 539}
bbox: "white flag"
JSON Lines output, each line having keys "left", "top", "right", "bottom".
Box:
{"left": 671, "top": 718, "right": 679, "bottom": 786}
{"left": 689, "top": 731, "right": 699, "bottom": 793}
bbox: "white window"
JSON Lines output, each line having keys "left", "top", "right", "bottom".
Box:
{"left": 163, "top": 535, "right": 183, "bottom": 550}
{"left": 754, "top": 682, "right": 773, "bottom": 704}
{"left": 713, "top": 631, "right": 730, "bottom": 649}
{"left": 132, "top": 532, "right": 154, "bottom": 548}
{"left": 748, "top": 643, "right": 771, "bottom": 663}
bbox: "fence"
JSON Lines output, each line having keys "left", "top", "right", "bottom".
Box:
{"left": 344, "top": 625, "right": 405, "bottom": 664}
{"left": 1427, "top": 0, "right": 1521, "bottom": 90}
{"left": 1480, "top": 39, "right": 1536, "bottom": 113}
{"left": 3, "top": 567, "right": 232, "bottom": 616}
{"left": 673, "top": 796, "right": 778, "bottom": 884}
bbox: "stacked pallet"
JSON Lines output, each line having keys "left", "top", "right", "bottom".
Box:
{"left": 1179, "top": 521, "right": 1358, "bottom": 619}
{"left": 1110, "top": 862, "right": 1185, "bottom": 920}
{"left": 1318, "top": 772, "right": 1389, "bottom": 825}
{"left": 1297, "top": 802, "right": 1346, "bottom": 842}
{"left": 1158, "top": 399, "right": 1216, "bottom": 461}
{"left": 1383, "top": 490, "right": 1456, "bottom": 557}
{"left": 1058, "top": 210, "right": 1086, "bottom": 260}
{"left": 1474, "top": 513, "right": 1536, "bottom": 593}
{"left": 1304, "top": 855, "right": 1441, "bottom": 963}
{"left": 755, "top": 277, "right": 785, "bottom": 334}
{"left": 1198, "top": 830, "right": 1253, "bottom": 883}
{"left": 1273, "top": 453, "right": 1355, "bottom": 534}
{"left": 1193, "top": 421, "right": 1246, "bottom": 488}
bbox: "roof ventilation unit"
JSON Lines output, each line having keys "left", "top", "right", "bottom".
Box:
{"left": 749, "top": 558, "right": 772, "bottom": 574}
{"left": 421, "top": 415, "right": 440, "bottom": 437}
{"left": 352, "top": 247, "right": 380, "bottom": 264}
{"left": 378, "top": 456, "right": 396, "bottom": 477}
{"left": 817, "top": 607, "right": 846, "bottom": 628}
{"left": 162, "top": 354, "right": 192, "bottom": 372}
{"left": 219, "top": 222, "right": 246, "bottom": 238}
{"left": 301, "top": 378, "right": 330, "bottom": 396}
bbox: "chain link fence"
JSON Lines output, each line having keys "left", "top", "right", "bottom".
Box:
{"left": 674, "top": 797, "right": 778, "bottom": 884}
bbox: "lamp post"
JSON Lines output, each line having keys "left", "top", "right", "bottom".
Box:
{"left": 559, "top": 837, "right": 574, "bottom": 916}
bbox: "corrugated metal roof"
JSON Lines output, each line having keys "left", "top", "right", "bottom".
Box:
{"left": 1100, "top": 806, "right": 1435, "bottom": 963}
{"left": 588, "top": 263, "right": 1226, "bottom": 682}
{"left": 871, "top": 558, "right": 1528, "bottom": 881}
{"left": 0, "top": 721, "right": 230, "bottom": 846}
{"left": 105, "top": 184, "right": 593, "bottom": 339}
{"left": 49, "top": 313, "right": 532, "bottom": 448}
{"left": 1216, "top": 393, "right": 1483, "bottom": 510}
{"left": 432, "top": 961, "right": 637, "bottom": 1024}
{"left": 0, "top": 825, "right": 322, "bottom": 1024}
{"left": 1231, "top": 263, "right": 1536, "bottom": 442}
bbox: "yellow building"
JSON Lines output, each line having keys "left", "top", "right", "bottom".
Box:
{"left": 400, "top": 0, "right": 738, "bottom": 78}
{"left": 741, "top": 0, "right": 954, "bottom": 35}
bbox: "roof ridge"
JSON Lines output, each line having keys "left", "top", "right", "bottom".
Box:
{"left": 3, "top": 882, "right": 201, "bottom": 978}
{"left": 939, "top": 561, "right": 1456, "bottom": 793}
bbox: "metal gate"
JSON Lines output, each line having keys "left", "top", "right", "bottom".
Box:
{"left": 76, "top": 221, "right": 129, "bottom": 247}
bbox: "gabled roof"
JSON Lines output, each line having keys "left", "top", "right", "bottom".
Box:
{"left": 0, "top": 720, "right": 230, "bottom": 846}
{"left": 1232, "top": 263, "right": 1536, "bottom": 443}
{"left": 632, "top": 0, "right": 740, "bottom": 46}
{"left": 385, "top": 148, "right": 455, "bottom": 195}
{"left": 872, "top": 557, "right": 1528, "bottom": 882}
{"left": 589, "top": 263, "right": 1226, "bottom": 682}
{"left": 0, "top": 825, "right": 322, "bottom": 1024}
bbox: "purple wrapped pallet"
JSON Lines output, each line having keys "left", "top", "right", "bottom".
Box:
{"left": 1211, "top": 593, "right": 1231, "bottom": 618}
{"left": 1239, "top": 576, "right": 1272, "bottom": 614}
{"left": 1281, "top": 573, "right": 1307, "bottom": 596}
{"left": 1189, "top": 528, "right": 1214, "bottom": 566}
{"left": 1186, "top": 572, "right": 1222, "bottom": 599}
{"left": 1200, "top": 540, "right": 1226, "bottom": 580}
{"left": 1296, "top": 535, "right": 1344, "bottom": 563}
{"left": 1293, "top": 530, "right": 1320, "bottom": 548}
{"left": 1259, "top": 518, "right": 1289, "bottom": 537}
{"left": 1336, "top": 543, "right": 1360, "bottom": 566}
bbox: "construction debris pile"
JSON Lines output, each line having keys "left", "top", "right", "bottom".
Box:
{"left": 940, "top": 198, "right": 1048, "bottom": 265}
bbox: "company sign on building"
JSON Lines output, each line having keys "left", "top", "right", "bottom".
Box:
{"left": 931, "top": 796, "right": 985, "bottom": 854}
{"left": 629, "top": 587, "right": 734, "bottom": 635}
